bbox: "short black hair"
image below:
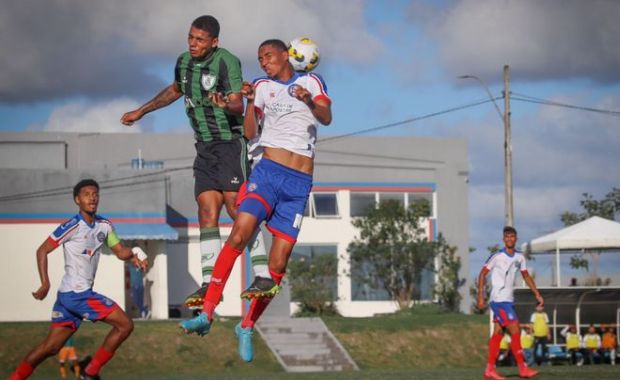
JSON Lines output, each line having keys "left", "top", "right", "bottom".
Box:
{"left": 73, "top": 179, "right": 99, "bottom": 198}
{"left": 503, "top": 226, "right": 517, "bottom": 235}
{"left": 191, "top": 15, "right": 220, "bottom": 38}
{"left": 259, "top": 39, "right": 288, "bottom": 52}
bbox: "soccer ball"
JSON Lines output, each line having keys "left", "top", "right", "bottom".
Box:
{"left": 288, "top": 37, "right": 320, "bottom": 72}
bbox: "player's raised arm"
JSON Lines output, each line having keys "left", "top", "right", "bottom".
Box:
{"left": 294, "top": 86, "right": 332, "bottom": 125}
{"left": 120, "top": 82, "right": 183, "bottom": 126}
{"left": 242, "top": 81, "right": 260, "bottom": 140}
{"left": 32, "top": 238, "right": 58, "bottom": 300}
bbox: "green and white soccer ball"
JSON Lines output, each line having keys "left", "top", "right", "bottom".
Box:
{"left": 288, "top": 37, "right": 320, "bottom": 72}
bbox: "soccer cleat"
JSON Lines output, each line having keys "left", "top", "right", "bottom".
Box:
{"left": 183, "top": 282, "right": 209, "bottom": 310}
{"left": 235, "top": 322, "right": 254, "bottom": 362}
{"left": 179, "top": 312, "right": 211, "bottom": 336}
{"left": 483, "top": 367, "right": 506, "bottom": 380}
{"left": 518, "top": 366, "right": 538, "bottom": 378}
{"left": 240, "top": 276, "right": 281, "bottom": 300}
{"left": 77, "top": 356, "right": 100, "bottom": 380}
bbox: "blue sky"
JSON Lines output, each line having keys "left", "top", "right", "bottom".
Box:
{"left": 1, "top": 0, "right": 620, "bottom": 281}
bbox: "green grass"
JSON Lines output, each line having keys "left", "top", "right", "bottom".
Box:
{"left": 1, "top": 306, "right": 618, "bottom": 379}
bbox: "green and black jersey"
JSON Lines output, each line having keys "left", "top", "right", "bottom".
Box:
{"left": 174, "top": 48, "right": 244, "bottom": 142}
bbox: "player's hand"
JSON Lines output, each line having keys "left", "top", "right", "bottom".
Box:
{"left": 132, "top": 247, "right": 149, "bottom": 271}
{"left": 121, "top": 110, "right": 143, "bottom": 126}
{"left": 208, "top": 92, "right": 229, "bottom": 108}
{"left": 32, "top": 283, "right": 50, "bottom": 300}
{"left": 241, "top": 81, "right": 255, "bottom": 101}
{"left": 535, "top": 294, "right": 544, "bottom": 307}
{"left": 293, "top": 86, "right": 313, "bottom": 106}
{"left": 477, "top": 298, "right": 487, "bottom": 311}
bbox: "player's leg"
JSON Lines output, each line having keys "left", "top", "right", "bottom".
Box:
{"left": 506, "top": 319, "right": 538, "bottom": 378}
{"left": 236, "top": 237, "right": 292, "bottom": 362}
{"left": 180, "top": 212, "right": 261, "bottom": 336}
{"left": 183, "top": 190, "right": 224, "bottom": 308}
{"left": 229, "top": 182, "right": 274, "bottom": 300}
{"left": 10, "top": 326, "right": 75, "bottom": 380}
{"left": 81, "top": 308, "right": 134, "bottom": 379}
{"left": 484, "top": 320, "right": 506, "bottom": 380}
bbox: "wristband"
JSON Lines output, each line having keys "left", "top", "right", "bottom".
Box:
{"left": 132, "top": 247, "right": 147, "bottom": 261}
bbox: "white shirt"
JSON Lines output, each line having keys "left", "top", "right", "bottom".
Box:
{"left": 252, "top": 72, "right": 331, "bottom": 158}
{"left": 48, "top": 214, "right": 114, "bottom": 293}
{"left": 483, "top": 248, "right": 528, "bottom": 303}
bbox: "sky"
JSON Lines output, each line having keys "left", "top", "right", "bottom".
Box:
{"left": 1, "top": 0, "right": 620, "bottom": 280}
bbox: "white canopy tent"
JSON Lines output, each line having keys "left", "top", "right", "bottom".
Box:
{"left": 523, "top": 216, "right": 620, "bottom": 287}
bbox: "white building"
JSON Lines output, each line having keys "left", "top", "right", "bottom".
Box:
{"left": 0, "top": 132, "right": 469, "bottom": 320}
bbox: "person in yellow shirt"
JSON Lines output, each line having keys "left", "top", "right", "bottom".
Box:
{"left": 57, "top": 336, "right": 79, "bottom": 378}
{"left": 583, "top": 324, "right": 602, "bottom": 364}
{"left": 521, "top": 325, "right": 535, "bottom": 366}
{"left": 529, "top": 304, "right": 550, "bottom": 366}
{"left": 601, "top": 326, "right": 616, "bottom": 365}
{"left": 561, "top": 325, "right": 584, "bottom": 366}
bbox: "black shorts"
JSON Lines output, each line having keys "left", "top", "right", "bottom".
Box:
{"left": 193, "top": 137, "right": 250, "bottom": 197}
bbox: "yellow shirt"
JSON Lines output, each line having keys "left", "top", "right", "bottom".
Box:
{"left": 521, "top": 333, "right": 534, "bottom": 349}
{"left": 584, "top": 334, "right": 601, "bottom": 350}
{"left": 566, "top": 333, "right": 581, "bottom": 350}
{"left": 530, "top": 312, "right": 549, "bottom": 337}
{"left": 500, "top": 334, "right": 511, "bottom": 350}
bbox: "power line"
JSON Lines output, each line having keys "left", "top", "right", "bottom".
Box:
{"left": 511, "top": 92, "right": 620, "bottom": 117}
{"left": 317, "top": 97, "right": 500, "bottom": 143}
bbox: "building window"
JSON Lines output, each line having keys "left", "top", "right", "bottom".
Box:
{"left": 350, "top": 191, "right": 434, "bottom": 218}
{"left": 312, "top": 193, "right": 339, "bottom": 217}
{"left": 351, "top": 262, "right": 434, "bottom": 301}
{"left": 350, "top": 193, "right": 376, "bottom": 217}
{"left": 288, "top": 245, "right": 338, "bottom": 302}
{"left": 408, "top": 192, "right": 433, "bottom": 217}
{"left": 351, "top": 261, "right": 390, "bottom": 301}
{"left": 379, "top": 192, "right": 405, "bottom": 208}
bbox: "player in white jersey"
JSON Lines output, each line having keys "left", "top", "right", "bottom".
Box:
{"left": 9, "top": 180, "right": 148, "bottom": 380}
{"left": 477, "top": 226, "right": 543, "bottom": 380}
{"left": 181, "top": 39, "right": 332, "bottom": 363}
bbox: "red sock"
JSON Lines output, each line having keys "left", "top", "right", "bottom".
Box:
{"left": 510, "top": 332, "right": 526, "bottom": 368}
{"left": 202, "top": 243, "right": 242, "bottom": 320}
{"left": 487, "top": 333, "right": 503, "bottom": 367}
{"left": 9, "top": 361, "right": 33, "bottom": 380}
{"left": 85, "top": 347, "right": 113, "bottom": 376}
{"left": 241, "top": 270, "right": 284, "bottom": 329}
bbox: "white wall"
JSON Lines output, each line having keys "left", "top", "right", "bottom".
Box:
{"left": 1, "top": 224, "right": 125, "bottom": 321}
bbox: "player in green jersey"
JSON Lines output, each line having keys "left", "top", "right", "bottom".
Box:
{"left": 121, "top": 15, "right": 271, "bottom": 309}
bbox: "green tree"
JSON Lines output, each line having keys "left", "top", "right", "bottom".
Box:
{"left": 288, "top": 253, "right": 338, "bottom": 315}
{"left": 433, "top": 234, "right": 466, "bottom": 312}
{"left": 561, "top": 188, "right": 620, "bottom": 226}
{"left": 347, "top": 199, "right": 456, "bottom": 310}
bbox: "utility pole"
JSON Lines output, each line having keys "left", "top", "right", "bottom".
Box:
{"left": 503, "top": 65, "right": 514, "bottom": 227}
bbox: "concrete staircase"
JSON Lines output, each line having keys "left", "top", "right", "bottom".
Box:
{"left": 256, "top": 317, "right": 359, "bottom": 372}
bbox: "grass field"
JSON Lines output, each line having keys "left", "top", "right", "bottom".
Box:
{"left": 1, "top": 306, "right": 618, "bottom": 379}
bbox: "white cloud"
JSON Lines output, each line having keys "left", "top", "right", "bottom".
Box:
{"left": 0, "top": 0, "right": 382, "bottom": 102}
{"left": 414, "top": 0, "right": 620, "bottom": 83}
{"left": 42, "top": 99, "right": 150, "bottom": 133}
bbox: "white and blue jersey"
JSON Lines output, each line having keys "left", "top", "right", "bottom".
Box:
{"left": 483, "top": 248, "right": 529, "bottom": 326}
{"left": 47, "top": 213, "right": 115, "bottom": 293}
{"left": 252, "top": 71, "right": 331, "bottom": 158}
